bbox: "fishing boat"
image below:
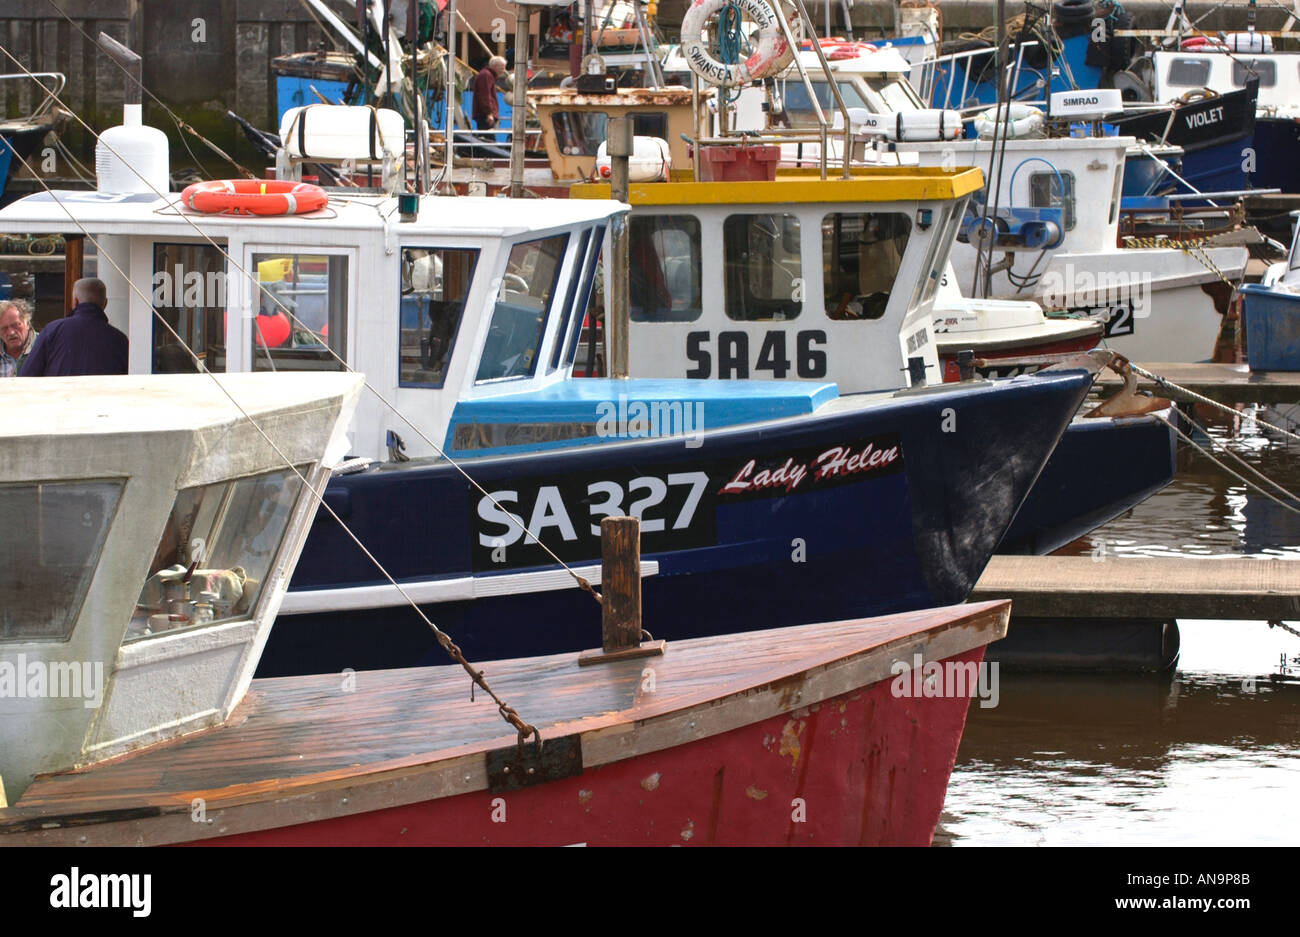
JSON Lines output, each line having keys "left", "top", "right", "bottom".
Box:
{"left": 0, "top": 87, "right": 1096, "bottom": 677}
{"left": 704, "top": 24, "right": 1249, "bottom": 363}
{"left": 902, "top": 131, "right": 1247, "bottom": 362}
{"left": 0, "top": 370, "right": 1011, "bottom": 846}
{"left": 917, "top": 1, "right": 1263, "bottom": 197}
{"left": 0, "top": 72, "right": 69, "bottom": 204}
{"left": 1142, "top": 0, "right": 1300, "bottom": 195}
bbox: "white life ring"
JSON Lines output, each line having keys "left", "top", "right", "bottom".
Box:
{"left": 974, "top": 103, "right": 1045, "bottom": 140}
{"left": 680, "top": 0, "right": 794, "bottom": 87}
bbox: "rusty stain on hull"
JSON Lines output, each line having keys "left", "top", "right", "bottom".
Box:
{"left": 778, "top": 718, "right": 805, "bottom": 768}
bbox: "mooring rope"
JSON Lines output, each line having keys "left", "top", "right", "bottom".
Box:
{"left": 1131, "top": 363, "right": 1300, "bottom": 446}
{"left": 1151, "top": 409, "right": 1300, "bottom": 514}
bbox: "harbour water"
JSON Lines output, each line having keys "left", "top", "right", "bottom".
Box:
{"left": 938, "top": 407, "right": 1300, "bottom": 845}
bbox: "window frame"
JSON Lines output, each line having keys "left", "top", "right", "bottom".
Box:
{"left": 397, "top": 245, "right": 480, "bottom": 389}
{"left": 821, "top": 209, "right": 916, "bottom": 322}
{"left": 564, "top": 224, "right": 606, "bottom": 369}
{"left": 475, "top": 232, "right": 571, "bottom": 385}
{"left": 238, "top": 244, "right": 357, "bottom": 374}
{"left": 0, "top": 478, "right": 125, "bottom": 644}
{"left": 628, "top": 213, "right": 705, "bottom": 324}
{"left": 1028, "top": 169, "right": 1077, "bottom": 231}
{"left": 722, "top": 211, "right": 805, "bottom": 323}
{"left": 150, "top": 239, "right": 230, "bottom": 375}
{"left": 1166, "top": 57, "right": 1212, "bottom": 87}
{"left": 1233, "top": 58, "right": 1275, "bottom": 87}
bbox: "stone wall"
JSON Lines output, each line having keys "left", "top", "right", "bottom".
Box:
{"left": 1, "top": 0, "right": 333, "bottom": 172}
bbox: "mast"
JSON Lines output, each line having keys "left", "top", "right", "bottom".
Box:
{"left": 510, "top": 1, "right": 531, "bottom": 198}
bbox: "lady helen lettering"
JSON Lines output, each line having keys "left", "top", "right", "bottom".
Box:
{"left": 718, "top": 435, "right": 904, "bottom": 499}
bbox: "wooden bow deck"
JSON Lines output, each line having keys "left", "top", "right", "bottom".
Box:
{"left": 3, "top": 601, "right": 1009, "bottom": 846}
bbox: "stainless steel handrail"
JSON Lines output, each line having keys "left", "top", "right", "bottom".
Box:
{"left": 0, "top": 72, "right": 67, "bottom": 120}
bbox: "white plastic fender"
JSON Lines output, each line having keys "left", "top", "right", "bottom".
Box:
{"left": 974, "top": 103, "right": 1045, "bottom": 140}
{"left": 850, "top": 109, "right": 963, "bottom": 142}
{"left": 680, "top": 0, "right": 794, "bottom": 87}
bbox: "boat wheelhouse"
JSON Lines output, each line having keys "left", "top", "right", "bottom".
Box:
{"left": 0, "top": 372, "right": 361, "bottom": 803}
{"left": 573, "top": 165, "right": 975, "bottom": 389}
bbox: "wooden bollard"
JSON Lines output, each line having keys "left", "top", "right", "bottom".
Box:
{"left": 601, "top": 515, "right": 641, "bottom": 652}
{"left": 578, "top": 515, "right": 665, "bottom": 666}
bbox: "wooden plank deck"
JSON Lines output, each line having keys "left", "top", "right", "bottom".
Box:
{"left": 1096, "top": 362, "right": 1300, "bottom": 405}
{"left": 972, "top": 555, "right": 1300, "bottom": 619}
{"left": 10, "top": 602, "right": 1008, "bottom": 817}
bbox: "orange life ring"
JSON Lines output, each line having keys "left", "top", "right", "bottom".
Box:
{"left": 180, "top": 179, "right": 329, "bottom": 216}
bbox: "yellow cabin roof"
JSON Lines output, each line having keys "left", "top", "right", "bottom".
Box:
{"left": 571, "top": 165, "right": 984, "bottom": 206}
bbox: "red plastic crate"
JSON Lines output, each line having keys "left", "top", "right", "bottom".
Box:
{"left": 696, "top": 144, "right": 779, "bottom": 182}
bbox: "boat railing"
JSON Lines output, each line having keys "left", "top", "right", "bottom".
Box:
{"left": 920, "top": 30, "right": 1095, "bottom": 116}
{"left": 689, "top": 0, "right": 853, "bottom": 180}
{"left": 0, "top": 72, "right": 66, "bottom": 120}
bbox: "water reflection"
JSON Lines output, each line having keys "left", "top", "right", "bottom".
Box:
{"left": 943, "top": 407, "right": 1300, "bottom": 845}
{"left": 937, "top": 670, "right": 1300, "bottom": 846}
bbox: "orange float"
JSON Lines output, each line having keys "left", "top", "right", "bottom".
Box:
{"left": 180, "top": 179, "right": 329, "bottom": 216}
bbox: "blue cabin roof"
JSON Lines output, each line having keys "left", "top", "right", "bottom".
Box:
{"left": 445, "top": 379, "right": 839, "bottom": 456}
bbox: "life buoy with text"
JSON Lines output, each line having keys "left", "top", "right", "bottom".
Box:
{"left": 680, "top": 0, "right": 794, "bottom": 87}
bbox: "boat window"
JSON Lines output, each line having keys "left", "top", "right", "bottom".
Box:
{"left": 551, "top": 111, "right": 669, "bottom": 155}
{"left": 399, "top": 247, "right": 478, "bottom": 387}
{"left": 906, "top": 204, "right": 957, "bottom": 312}
{"left": 822, "top": 211, "right": 912, "bottom": 320}
{"left": 1029, "top": 170, "right": 1076, "bottom": 230}
{"left": 476, "top": 233, "right": 569, "bottom": 382}
{"left": 864, "top": 75, "right": 924, "bottom": 111}
{"left": 1233, "top": 59, "right": 1275, "bottom": 87}
{"left": 551, "top": 228, "right": 592, "bottom": 370}
{"left": 250, "top": 253, "right": 348, "bottom": 372}
{"left": 152, "top": 242, "right": 227, "bottom": 374}
{"left": 724, "top": 214, "right": 803, "bottom": 321}
{"left": 127, "top": 467, "right": 306, "bottom": 642}
{"left": 1109, "top": 164, "right": 1124, "bottom": 225}
{"left": 629, "top": 215, "right": 703, "bottom": 322}
{"left": 1167, "top": 57, "right": 1211, "bottom": 86}
{"left": 565, "top": 225, "right": 606, "bottom": 371}
{"left": 0, "top": 479, "right": 123, "bottom": 642}
{"left": 780, "top": 81, "right": 868, "bottom": 126}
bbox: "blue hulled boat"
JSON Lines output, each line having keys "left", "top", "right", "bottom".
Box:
{"left": 0, "top": 103, "right": 1102, "bottom": 676}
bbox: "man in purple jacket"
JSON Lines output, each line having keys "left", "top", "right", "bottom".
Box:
{"left": 20, "top": 278, "right": 128, "bottom": 376}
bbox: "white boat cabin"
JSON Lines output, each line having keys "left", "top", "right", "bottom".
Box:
{"left": 0, "top": 190, "right": 624, "bottom": 463}
{"left": 0, "top": 372, "right": 360, "bottom": 801}
{"left": 571, "top": 166, "right": 982, "bottom": 389}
